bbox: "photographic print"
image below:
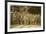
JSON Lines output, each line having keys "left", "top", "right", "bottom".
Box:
{"left": 6, "top": 1, "right": 45, "bottom": 32}
{"left": 10, "top": 6, "right": 41, "bottom": 28}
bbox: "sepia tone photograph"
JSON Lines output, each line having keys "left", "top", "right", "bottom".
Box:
{"left": 7, "top": 2, "right": 44, "bottom": 32}
{"left": 10, "top": 6, "right": 41, "bottom": 28}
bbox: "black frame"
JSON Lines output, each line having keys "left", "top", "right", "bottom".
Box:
{"left": 5, "top": 1, "right": 45, "bottom": 34}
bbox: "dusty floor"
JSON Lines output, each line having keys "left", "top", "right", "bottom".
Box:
{"left": 10, "top": 25, "right": 41, "bottom": 28}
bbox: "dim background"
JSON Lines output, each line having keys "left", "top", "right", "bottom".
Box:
{"left": 0, "top": 0, "right": 46, "bottom": 34}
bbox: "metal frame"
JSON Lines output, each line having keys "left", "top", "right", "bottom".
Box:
{"left": 5, "top": 1, "right": 45, "bottom": 33}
